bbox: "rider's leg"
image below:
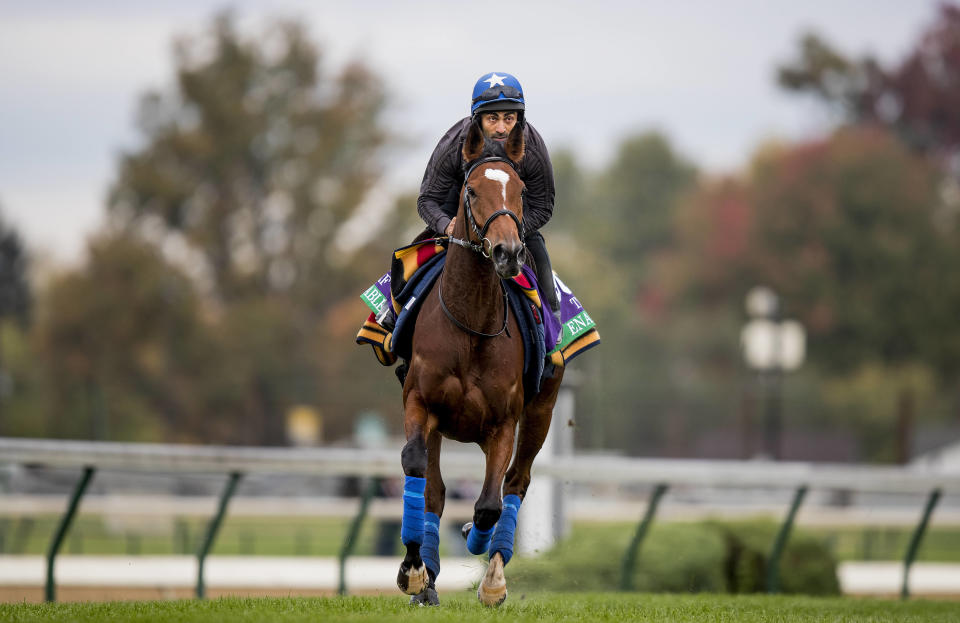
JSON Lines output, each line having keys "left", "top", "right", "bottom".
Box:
{"left": 394, "top": 227, "right": 444, "bottom": 387}
{"left": 524, "top": 232, "right": 560, "bottom": 314}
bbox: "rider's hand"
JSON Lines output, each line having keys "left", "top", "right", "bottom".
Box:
{"left": 445, "top": 217, "right": 456, "bottom": 236}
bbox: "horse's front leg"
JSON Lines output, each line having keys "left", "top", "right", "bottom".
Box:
{"left": 409, "top": 429, "right": 444, "bottom": 606}
{"left": 467, "top": 421, "right": 515, "bottom": 607}
{"left": 490, "top": 372, "right": 563, "bottom": 560}
{"left": 397, "top": 392, "right": 434, "bottom": 596}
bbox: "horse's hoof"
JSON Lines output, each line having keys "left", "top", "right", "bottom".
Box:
{"left": 397, "top": 561, "right": 429, "bottom": 595}
{"left": 477, "top": 552, "right": 507, "bottom": 607}
{"left": 409, "top": 586, "right": 440, "bottom": 606}
{"left": 461, "top": 522, "right": 473, "bottom": 541}
{"left": 477, "top": 584, "right": 507, "bottom": 607}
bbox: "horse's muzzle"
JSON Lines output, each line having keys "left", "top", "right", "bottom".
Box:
{"left": 492, "top": 241, "right": 524, "bottom": 279}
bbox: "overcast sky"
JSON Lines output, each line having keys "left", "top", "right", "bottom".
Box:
{"left": 0, "top": 1, "right": 946, "bottom": 265}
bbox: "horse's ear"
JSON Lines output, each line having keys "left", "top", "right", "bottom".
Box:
{"left": 505, "top": 123, "right": 525, "bottom": 164}
{"left": 463, "top": 121, "right": 485, "bottom": 162}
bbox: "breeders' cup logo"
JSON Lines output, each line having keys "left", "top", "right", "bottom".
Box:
{"left": 554, "top": 274, "right": 581, "bottom": 310}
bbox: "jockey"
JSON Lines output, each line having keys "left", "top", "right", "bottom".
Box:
{"left": 417, "top": 72, "right": 561, "bottom": 316}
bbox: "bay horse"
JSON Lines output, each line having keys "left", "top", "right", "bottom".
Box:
{"left": 396, "top": 123, "right": 563, "bottom": 607}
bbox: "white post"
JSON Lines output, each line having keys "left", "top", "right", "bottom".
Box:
{"left": 515, "top": 384, "right": 574, "bottom": 556}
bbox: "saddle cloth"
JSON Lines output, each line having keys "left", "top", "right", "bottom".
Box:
{"left": 356, "top": 238, "right": 600, "bottom": 397}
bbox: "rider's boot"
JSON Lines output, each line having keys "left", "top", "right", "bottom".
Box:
{"left": 396, "top": 359, "right": 409, "bottom": 386}
{"left": 525, "top": 232, "right": 561, "bottom": 329}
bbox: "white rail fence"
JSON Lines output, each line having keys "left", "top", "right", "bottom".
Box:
{"left": 1, "top": 436, "right": 958, "bottom": 601}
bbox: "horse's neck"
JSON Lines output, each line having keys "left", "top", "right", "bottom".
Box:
{"left": 442, "top": 239, "right": 503, "bottom": 331}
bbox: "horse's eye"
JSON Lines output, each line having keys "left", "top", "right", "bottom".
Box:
{"left": 466, "top": 186, "right": 476, "bottom": 197}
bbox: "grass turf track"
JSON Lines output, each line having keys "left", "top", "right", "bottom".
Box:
{"left": 2, "top": 593, "right": 957, "bottom": 622}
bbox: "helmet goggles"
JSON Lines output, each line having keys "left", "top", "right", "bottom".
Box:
{"left": 471, "top": 73, "right": 525, "bottom": 115}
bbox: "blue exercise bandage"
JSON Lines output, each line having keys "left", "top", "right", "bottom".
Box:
{"left": 422, "top": 512, "right": 440, "bottom": 578}
{"left": 489, "top": 494, "right": 522, "bottom": 565}
{"left": 466, "top": 523, "right": 495, "bottom": 555}
{"left": 401, "top": 476, "right": 426, "bottom": 545}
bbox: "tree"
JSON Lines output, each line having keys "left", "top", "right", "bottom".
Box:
{"left": 86, "top": 12, "right": 404, "bottom": 444}
{"left": 35, "top": 235, "right": 206, "bottom": 441}
{"left": 747, "top": 129, "right": 958, "bottom": 376}
{"left": 644, "top": 128, "right": 958, "bottom": 460}
{"left": 545, "top": 135, "right": 700, "bottom": 454}
{"left": 0, "top": 204, "right": 30, "bottom": 434}
{"left": 779, "top": 5, "right": 960, "bottom": 160}
{"left": 585, "top": 133, "right": 697, "bottom": 267}
{"left": 775, "top": 5, "right": 960, "bottom": 458}
{"left": 108, "top": 12, "right": 390, "bottom": 310}
{"left": 0, "top": 207, "right": 30, "bottom": 327}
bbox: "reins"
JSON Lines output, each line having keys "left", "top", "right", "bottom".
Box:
{"left": 439, "top": 156, "right": 522, "bottom": 339}
{"left": 438, "top": 276, "right": 510, "bottom": 338}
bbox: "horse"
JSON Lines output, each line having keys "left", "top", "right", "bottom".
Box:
{"left": 395, "top": 123, "right": 564, "bottom": 607}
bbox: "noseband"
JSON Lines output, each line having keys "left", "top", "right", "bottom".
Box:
{"left": 440, "top": 156, "right": 523, "bottom": 338}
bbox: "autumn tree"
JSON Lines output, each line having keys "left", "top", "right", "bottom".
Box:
{"left": 108, "top": 12, "right": 389, "bottom": 311}
{"left": 6, "top": 13, "right": 402, "bottom": 445}
{"left": 645, "top": 128, "right": 958, "bottom": 460}
{"left": 0, "top": 205, "right": 30, "bottom": 434}
{"left": 35, "top": 235, "right": 206, "bottom": 441}
{"left": 779, "top": 4, "right": 960, "bottom": 161}
{"left": 776, "top": 5, "right": 960, "bottom": 458}
{"left": 546, "top": 136, "right": 700, "bottom": 453}
{"left": 0, "top": 208, "right": 30, "bottom": 328}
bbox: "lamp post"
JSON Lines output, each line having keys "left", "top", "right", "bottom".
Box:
{"left": 741, "top": 287, "right": 805, "bottom": 460}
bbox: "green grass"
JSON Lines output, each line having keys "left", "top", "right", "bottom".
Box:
{"left": 0, "top": 515, "right": 400, "bottom": 557}
{"left": 5, "top": 515, "right": 960, "bottom": 562}
{"left": 2, "top": 593, "right": 958, "bottom": 623}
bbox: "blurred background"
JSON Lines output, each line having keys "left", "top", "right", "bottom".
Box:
{"left": 1, "top": 0, "right": 959, "bottom": 463}
{"left": 3, "top": 1, "right": 960, "bottom": 601}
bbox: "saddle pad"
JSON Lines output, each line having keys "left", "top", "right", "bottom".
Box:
{"left": 356, "top": 238, "right": 600, "bottom": 379}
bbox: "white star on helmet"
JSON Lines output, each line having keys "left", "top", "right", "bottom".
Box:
{"left": 483, "top": 73, "right": 506, "bottom": 88}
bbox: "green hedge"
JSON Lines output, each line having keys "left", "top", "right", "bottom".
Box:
{"left": 507, "top": 520, "right": 839, "bottom": 596}
{"left": 712, "top": 521, "right": 840, "bottom": 595}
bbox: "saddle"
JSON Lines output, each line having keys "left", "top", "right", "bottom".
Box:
{"left": 356, "top": 238, "right": 599, "bottom": 397}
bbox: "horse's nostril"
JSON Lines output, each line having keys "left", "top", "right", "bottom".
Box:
{"left": 493, "top": 244, "right": 521, "bottom": 268}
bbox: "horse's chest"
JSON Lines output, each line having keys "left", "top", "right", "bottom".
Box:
{"left": 428, "top": 376, "right": 522, "bottom": 440}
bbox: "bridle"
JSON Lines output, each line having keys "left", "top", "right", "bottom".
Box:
{"left": 440, "top": 156, "right": 524, "bottom": 338}
{"left": 447, "top": 157, "right": 525, "bottom": 259}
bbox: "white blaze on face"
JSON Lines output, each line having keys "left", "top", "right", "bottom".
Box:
{"left": 484, "top": 168, "right": 510, "bottom": 207}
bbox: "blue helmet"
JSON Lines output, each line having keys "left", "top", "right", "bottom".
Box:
{"left": 471, "top": 72, "right": 525, "bottom": 115}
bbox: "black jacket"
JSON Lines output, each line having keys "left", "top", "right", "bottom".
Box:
{"left": 417, "top": 118, "right": 555, "bottom": 236}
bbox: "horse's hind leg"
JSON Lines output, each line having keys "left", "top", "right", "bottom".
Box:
{"left": 397, "top": 394, "right": 433, "bottom": 596}
{"left": 409, "top": 430, "right": 443, "bottom": 606}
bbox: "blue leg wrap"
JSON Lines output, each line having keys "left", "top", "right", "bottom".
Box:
{"left": 401, "top": 476, "right": 426, "bottom": 546}
{"left": 466, "top": 523, "right": 495, "bottom": 555}
{"left": 422, "top": 512, "right": 440, "bottom": 578}
{"left": 489, "top": 494, "right": 522, "bottom": 565}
